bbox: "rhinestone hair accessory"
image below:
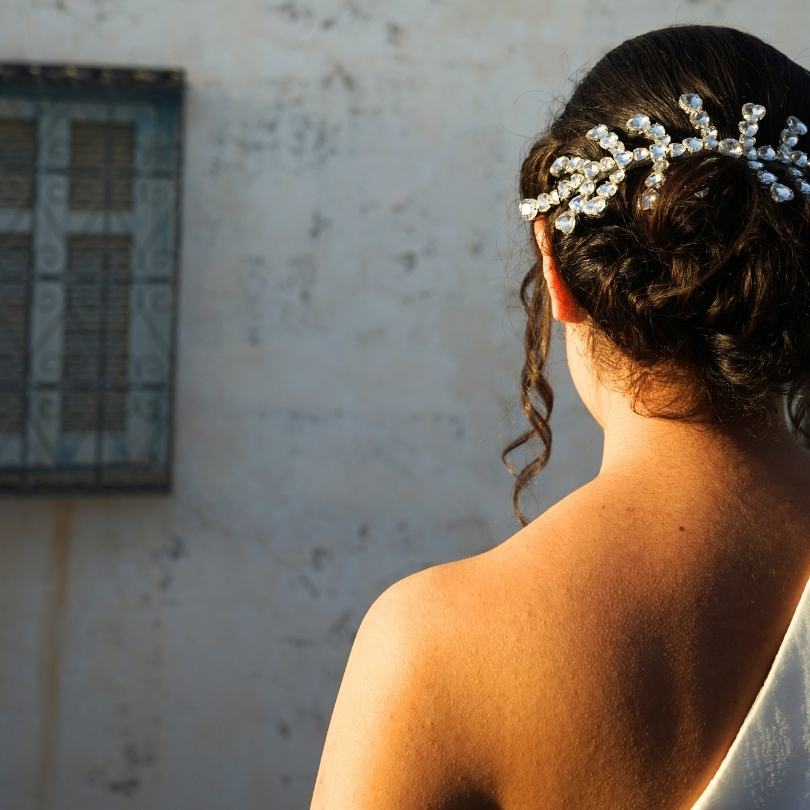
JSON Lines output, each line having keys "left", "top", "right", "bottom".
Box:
{"left": 517, "top": 92, "right": 810, "bottom": 236}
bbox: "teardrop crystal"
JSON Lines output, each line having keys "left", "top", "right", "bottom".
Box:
{"left": 554, "top": 210, "right": 576, "bottom": 234}
{"left": 679, "top": 93, "right": 702, "bottom": 112}
{"left": 691, "top": 110, "right": 711, "bottom": 129}
{"left": 781, "top": 131, "right": 799, "bottom": 148}
{"left": 550, "top": 156, "right": 569, "bottom": 176}
{"left": 770, "top": 182, "right": 795, "bottom": 202}
{"left": 582, "top": 196, "right": 607, "bottom": 216}
{"left": 518, "top": 198, "right": 540, "bottom": 220}
{"left": 626, "top": 114, "right": 651, "bottom": 134}
{"left": 579, "top": 179, "right": 596, "bottom": 196}
{"left": 599, "top": 133, "right": 620, "bottom": 150}
{"left": 583, "top": 161, "right": 602, "bottom": 178}
{"left": 742, "top": 102, "right": 766, "bottom": 122}
{"left": 596, "top": 182, "right": 618, "bottom": 197}
{"left": 786, "top": 116, "right": 808, "bottom": 135}
{"left": 586, "top": 124, "right": 609, "bottom": 141}
{"left": 640, "top": 189, "right": 658, "bottom": 210}
{"left": 718, "top": 139, "right": 743, "bottom": 157}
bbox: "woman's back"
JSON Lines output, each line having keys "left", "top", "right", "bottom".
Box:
{"left": 454, "top": 446, "right": 810, "bottom": 809}
{"left": 310, "top": 25, "right": 810, "bottom": 810}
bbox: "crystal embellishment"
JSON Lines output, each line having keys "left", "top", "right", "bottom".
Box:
{"left": 583, "top": 161, "right": 602, "bottom": 178}
{"left": 679, "top": 93, "right": 702, "bottom": 112}
{"left": 596, "top": 182, "right": 618, "bottom": 197}
{"left": 550, "top": 156, "right": 569, "bottom": 176}
{"left": 770, "top": 183, "right": 795, "bottom": 202}
{"left": 742, "top": 102, "right": 766, "bottom": 121}
{"left": 582, "top": 196, "right": 607, "bottom": 216}
{"left": 627, "top": 115, "right": 651, "bottom": 134}
{"left": 554, "top": 210, "right": 576, "bottom": 234}
{"left": 517, "top": 91, "right": 809, "bottom": 234}
{"left": 787, "top": 116, "right": 808, "bottom": 135}
{"left": 641, "top": 190, "right": 658, "bottom": 210}
{"left": 718, "top": 139, "right": 743, "bottom": 157}
{"left": 518, "top": 198, "right": 540, "bottom": 221}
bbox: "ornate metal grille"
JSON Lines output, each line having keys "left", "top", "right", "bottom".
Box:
{"left": 0, "top": 64, "right": 184, "bottom": 492}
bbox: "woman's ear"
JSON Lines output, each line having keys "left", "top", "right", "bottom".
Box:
{"left": 533, "top": 217, "right": 586, "bottom": 324}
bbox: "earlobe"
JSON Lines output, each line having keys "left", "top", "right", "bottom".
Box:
{"left": 533, "top": 217, "right": 585, "bottom": 324}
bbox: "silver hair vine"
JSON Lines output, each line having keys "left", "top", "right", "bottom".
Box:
{"left": 518, "top": 92, "right": 810, "bottom": 235}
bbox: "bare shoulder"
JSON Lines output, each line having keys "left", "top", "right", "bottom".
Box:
{"left": 313, "top": 473, "right": 792, "bottom": 809}
{"left": 420, "top": 482, "right": 717, "bottom": 808}
{"left": 310, "top": 560, "right": 502, "bottom": 809}
{"left": 428, "top": 475, "right": 810, "bottom": 809}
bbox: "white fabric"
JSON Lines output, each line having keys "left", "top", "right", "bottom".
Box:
{"left": 689, "top": 576, "right": 810, "bottom": 809}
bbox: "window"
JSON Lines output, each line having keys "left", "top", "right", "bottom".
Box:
{"left": 0, "top": 64, "right": 184, "bottom": 491}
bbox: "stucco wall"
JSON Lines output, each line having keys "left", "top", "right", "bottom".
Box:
{"left": 0, "top": 2, "right": 805, "bottom": 808}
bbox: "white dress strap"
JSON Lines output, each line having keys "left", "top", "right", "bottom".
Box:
{"left": 690, "top": 576, "right": 810, "bottom": 809}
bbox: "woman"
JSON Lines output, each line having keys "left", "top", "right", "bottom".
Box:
{"left": 310, "top": 24, "right": 810, "bottom": 809}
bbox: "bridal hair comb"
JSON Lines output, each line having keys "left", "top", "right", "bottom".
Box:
{"left": 518, "top": 92, "right": 810, "bottom": 235}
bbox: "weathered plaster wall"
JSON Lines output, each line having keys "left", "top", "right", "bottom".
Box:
{"left": 0, "top": 2, "right": 805, "bottom": 808}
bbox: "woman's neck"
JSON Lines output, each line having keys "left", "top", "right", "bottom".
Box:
{"left": 596, "top": 398, "right": 804, "bottom": 488}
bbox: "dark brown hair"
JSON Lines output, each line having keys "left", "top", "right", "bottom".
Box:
{"left": 502, "top": 24, "right": 810, "bottom": 527}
